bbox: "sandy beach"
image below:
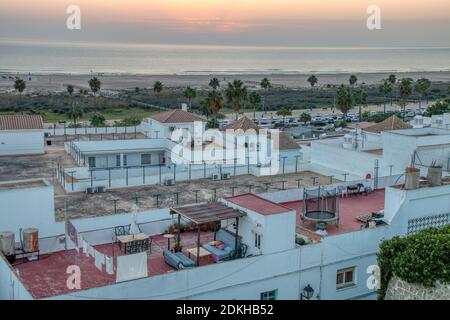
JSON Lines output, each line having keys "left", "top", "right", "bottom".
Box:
{"left": 1, "top": 71, "right": 450, "bottom": 93}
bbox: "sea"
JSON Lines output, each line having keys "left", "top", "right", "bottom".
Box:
{"left": 1, "top": 38, "right": 449, "bottom": 75}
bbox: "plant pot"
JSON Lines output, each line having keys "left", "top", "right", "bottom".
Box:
{"left": 404, "top": 167, "right": 420, "bottom": 190}
{"left": 427, "top": 166, "right": 442, "bottom": 187}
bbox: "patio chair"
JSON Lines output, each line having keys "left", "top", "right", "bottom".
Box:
{"left": 336, "top": 185, "right": 347, "bottom": 198}
{"left": 114, "top": 225, "right": 131, "bottom": 238}
{"left": 114, "top": 225, "right": 131, "bottom": 248}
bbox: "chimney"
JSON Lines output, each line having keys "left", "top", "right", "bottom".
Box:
{"left": 181, "top": 103, "right": 188, "bottom": 112}
{"left": 427, "top": 161, "right": 442, "bottom": 187}
{"left": 404, "top": 166, "right": 420, "bottom": 190}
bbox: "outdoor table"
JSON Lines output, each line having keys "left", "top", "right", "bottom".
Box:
{"left": 163, "top": 233, "right": 175, "bottom": 250}
{"left": 187, "top": 247, "right": 212, "bottom": 264}
{"left": 117, "top": 233, "right": 148, "bottom": 254}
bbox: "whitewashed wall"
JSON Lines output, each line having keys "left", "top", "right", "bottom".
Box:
{"left": 0, "top": 130, "right": 44, "bottom": 155}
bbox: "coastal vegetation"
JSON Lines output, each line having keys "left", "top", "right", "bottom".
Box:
{"left": 1, "top": 74, "right": 449, "bottom": 123}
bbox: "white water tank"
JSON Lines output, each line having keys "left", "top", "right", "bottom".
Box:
{"left": 0, "top": 231, "right": 15, "bottom": 256}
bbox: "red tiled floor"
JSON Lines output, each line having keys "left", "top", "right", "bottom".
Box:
{"left": 282, "top": 189, "right": 385, "bottom": 236}
{"left": 12, "top": 230, "right": 215, "bottom": 299}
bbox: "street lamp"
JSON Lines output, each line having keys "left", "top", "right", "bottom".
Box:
{"left": 300, "top": 284, "right": 314, "bottom": 300}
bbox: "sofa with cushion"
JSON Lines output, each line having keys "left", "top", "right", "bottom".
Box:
{"left": 202, "top": 229, "right": 239, "bottom": 261}
{"left": 163, "top": 249, "right": 196, "bottom": 270}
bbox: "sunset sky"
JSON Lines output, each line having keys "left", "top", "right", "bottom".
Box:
{"left": 1, "top": 0, "right": 449, "bottom": 46}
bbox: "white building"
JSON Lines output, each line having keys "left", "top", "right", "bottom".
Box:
{"left": 306, "top": 116, "right": 450, "bottom": 179}
{"left": 0, "top": 115, "right": 45, "bottom": 155}
{"left": 1, "top": 168, "right": 449, "bottom": 300}
{"left": 140, "top": 109, "right": 206, "bottom": 142}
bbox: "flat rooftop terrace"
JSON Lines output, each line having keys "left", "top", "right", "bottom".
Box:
{"left": 0, "top": 179, "right": 48, "bottom": 191}
{"left": 12, "top": 230, "right": 215, "bottom": 299}
{"left": 282, "top": 189, "right": 385, "bottom": 237}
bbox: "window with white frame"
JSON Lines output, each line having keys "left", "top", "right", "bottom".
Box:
{"left": 141, "top": 153, "right": 151, "bottom": 165}
{"left": 116, "top": 155, "right": 121, "bottom": 167}
{"left": 254, "top": 232, "right": 261, "bottom": 250}
{"left": 88, "top": 157, "right": 96, "bottom": 168}
{"left": 336, "top": 267, "right": 356, "bottom": 289}
{"left": 260, "top": 289, "right": 278, "bottom": 300}
{"left": 123, "top": 155, "right": 127, "bottom": 166}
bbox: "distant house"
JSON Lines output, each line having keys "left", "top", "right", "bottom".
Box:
{"left": 221, "top": 116, "right": 301, "bottom": 164}
{"left": 363, "top": 115, "right": 412, "bottom": 134}
{"left": 141, "top": 109, "right": 206, "bottom": 142}
{"left": 0, "top": 115, "right": 45, "bottom": 155}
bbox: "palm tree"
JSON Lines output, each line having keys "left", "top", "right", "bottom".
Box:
{"left": 248, "top": 91, "right": 262, "bottom": 120}
{"left": 67, "top": 102, "right": 83, "bottom": 126}
{"left": 349, "top": 75, "right": 358, "bottom": 87}
{"left": 353, "top": 87, "right": 368, "bottom": 121}
{"left": 209, "top": 78, "right": 220, "bottom": 90}
{"left": 414, "top": 78, "right": 431, "bottom": 110}
{"left": 388, "top": 74, "right": 397, "bottom": 106}
{"left": 88, "top": 77, "right": 101, "bottom": 93}
{"left": 207, "top": 90, "right": 224, "bottom": 116}
{"left": 201, "top": 90, "right": 224, "bottom": 120}
{"left": 379, "top": 80, "right": 392, "bottom": 114}
{"left": 183, "top": 86, "right": 197, "bottom": 110}
{"left": 336, "top": 85, "right": 353, "bottom": 120}
{"left": 14, "top": 78, "right": 26, "bottom": 95}
{"left": 307, "top": 75, "right": 318, "bottom": 89}
{"left": 260, "top": 78, "right": 271, "bottom": 111}
{"left": 225, "top": 80, "right": 248, "bottom": 120}
{"left": 67, "top": 85, "right": 74, "bottom": 96}
{"left": 200, "top": 99, "right": 212, "bottom": 120}
{"left": 398, "top": 78, "right": 413, "bottom": 119}
{"left": 153, "top": 81, "right": 163, "bottom": 95}
{"left": 260, "top": 78, "right": 271, "bottom": 90}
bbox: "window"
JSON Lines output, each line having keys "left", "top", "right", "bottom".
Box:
{"left": 88, "top": 157, "right": 96, "bottom": 168}
{"left": 260, "top": 289, "right": 278, "bottom": 300}
{"left": 141, "top": 154, "right": 151, "bottom": 165}
{"left": 336, "top": 267, "right": 356, "bottom": 289}
{"left": 116, "top": 155, "right": 121, "bottom": 167}
{"left": 254, "top": 233, "right": 261, "bottom": 249}
{"left": 123, "top": 155, "right": 127, "bottom": 167}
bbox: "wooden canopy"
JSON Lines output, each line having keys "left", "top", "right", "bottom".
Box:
{"left": 171, "top": 203, "right": 246, "bottom": 225}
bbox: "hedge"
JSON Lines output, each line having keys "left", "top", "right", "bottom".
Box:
{"left": 377, "top": 225, "right": 450, "bottom": 299}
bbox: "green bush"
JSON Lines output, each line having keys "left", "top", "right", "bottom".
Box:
{"left": 377, "top": 225, "right": 450, "bottom": 299}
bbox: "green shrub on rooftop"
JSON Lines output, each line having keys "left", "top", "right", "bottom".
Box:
{"left": 377, "top": 224, "right": 450, "bottom": 299}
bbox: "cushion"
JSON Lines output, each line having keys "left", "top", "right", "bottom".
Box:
{"left": 216, "top": 243, "right": 226, "bottom": 250}
{"left": 208, "top": 241, "right": 220, "bottom": 246}
{"left": 214, "top": 241, "right": 224, "bottom": 248}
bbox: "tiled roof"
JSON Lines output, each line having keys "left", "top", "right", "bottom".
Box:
{"left": 0, "top": 115, "right": 44, "bottom": 130}
{"left": 224, "top": 117, "right": 300, "bottom": 150}
{"left": 278, "top": 132, "right": 301, "bottom": 150}
{"left": 226, "top": 193, "right": 293, "bottom": 216}
{"left": 150, "top": 109, "right": 205, "bottom": 123}
{"left": 364, "top": 115, "right": 412, "bottom": 133}
{"left": 224, "top": 116, "right": 260, "bottom": 132}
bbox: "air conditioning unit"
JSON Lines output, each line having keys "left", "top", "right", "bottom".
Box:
{"left": 212, "top": 174, "right": 221, "bottom": 181}
{"left": 221, "top": 173, "right": 231, "bottom": 180}
{"left": 96, "top": 186, "right": 106, "bottom": 193}
{"left": 86, "top": 186, "right": 95, "bottom": 194}
{"left": 164, "top": 179, "right": 174, "bottom": 186}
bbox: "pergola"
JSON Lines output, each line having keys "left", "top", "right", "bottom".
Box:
{"left": 170, "top": 203, "right": 246, "bottom": 266}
